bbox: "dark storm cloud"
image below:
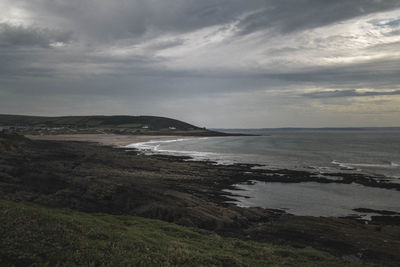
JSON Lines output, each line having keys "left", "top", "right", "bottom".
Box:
{"left": 0, "top": 23, "right": 72, "bottom": 48}
{"left": 303, "top": 89, "right": 400, "bottom": 98}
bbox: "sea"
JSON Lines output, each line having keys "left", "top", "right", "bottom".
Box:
{"left": 125, "top": 128, "right": 400, "bottom": 218}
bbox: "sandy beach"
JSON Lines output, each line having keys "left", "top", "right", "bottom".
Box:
{"left": 25, "top": 134, "right": 195, "bottom": 146}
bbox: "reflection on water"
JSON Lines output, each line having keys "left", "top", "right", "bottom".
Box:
{"left": 224, "top": 181, "right": 400, "bottom": 218}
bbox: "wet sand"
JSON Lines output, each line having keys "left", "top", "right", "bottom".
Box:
{"left": 26, "top": 134, "right": 195, "bottom": 146}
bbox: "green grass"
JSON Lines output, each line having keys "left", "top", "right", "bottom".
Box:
{"left": 0, "top": 200, "right": 361, "bottom": 266}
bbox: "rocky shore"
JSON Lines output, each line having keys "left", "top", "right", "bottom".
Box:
{"left": 1, "top": 133, "right": 399, "bottom": 266}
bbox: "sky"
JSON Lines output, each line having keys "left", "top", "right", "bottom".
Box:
{"left": 1, "top": 0, "right": 400, "bottom": 128}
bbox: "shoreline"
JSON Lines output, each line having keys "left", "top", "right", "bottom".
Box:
{"left": 25, "top": 133, "right": 400, "bottom": 198}
{"left": 26, "top": 133, "right": 400, "bottom": 194}
{"left": 2, "top": 133, "right": 400, "bottom": 265}
{"left": 25, "top": 133, "right": 198, "bottom": 146}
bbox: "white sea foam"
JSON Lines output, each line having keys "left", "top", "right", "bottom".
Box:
{"left": 331, "top": 160, "right": 399, "bottom": 169}
{"left": 125, "top": 138, "right": 192, "bottom": 149}
{"left": 331, "top": 160, "right": 356, "bottom": 170}
{"left": 124, "top": 138, "right": 237, "bottom": 165}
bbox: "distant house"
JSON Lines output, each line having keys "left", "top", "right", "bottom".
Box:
{"left": 168, "top": 126, "right": 176, "bottom": 130}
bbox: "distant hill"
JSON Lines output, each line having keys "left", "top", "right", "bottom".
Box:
{"left": 0, "top": 114, "right": 229, "bottom": 136}
{"left": 0, "top": 114, "right": 200, "bottom": 130}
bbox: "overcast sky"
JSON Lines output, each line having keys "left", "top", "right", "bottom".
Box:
{"left": 1, "top": 0, "right": 400, "bottom": 127}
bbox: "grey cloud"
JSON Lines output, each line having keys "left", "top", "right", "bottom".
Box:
{"left": 0, "top": 23, "right": 72, "bottom": 48}
{"left": 383, "top": 29, "right": 400, "bottom": 37}
{"left": 259, "top": 58, "right": 400, "bottom": 89}
{"left": 303, "top": 89, "right": 400, "bottom": 98}
{"left": 236, "top": 0, "right": 400, "bottom": 35}
{"left": 18, "top": 0, "right": 400, "bottom": 44}
{"left": 147, "top": 38, "right": 185, "bottom": 51}
{"left": 1, "top": 0, "right": 400, "bottom": 127}
{"left": 23, "top": 0, "right": 249, "bottom": 42}
{"left": 367, "top": 41, "right": 400, "bottom": 51}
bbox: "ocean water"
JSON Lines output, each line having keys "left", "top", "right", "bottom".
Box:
{"left": 125, "top": 129, "right": 400, "bottom": 217}
{"left": 126, "top": 129, "right": 400, "bottom": 178}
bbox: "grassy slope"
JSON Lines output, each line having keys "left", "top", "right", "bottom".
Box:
{"left": 0, "top": 200, "right": 360, "bottom": 267}
{"left": 0, "top": 114, "right": 230, "bottom": 136}
{"left": 0, "top": 114, "right": 201, "bottom": 130}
